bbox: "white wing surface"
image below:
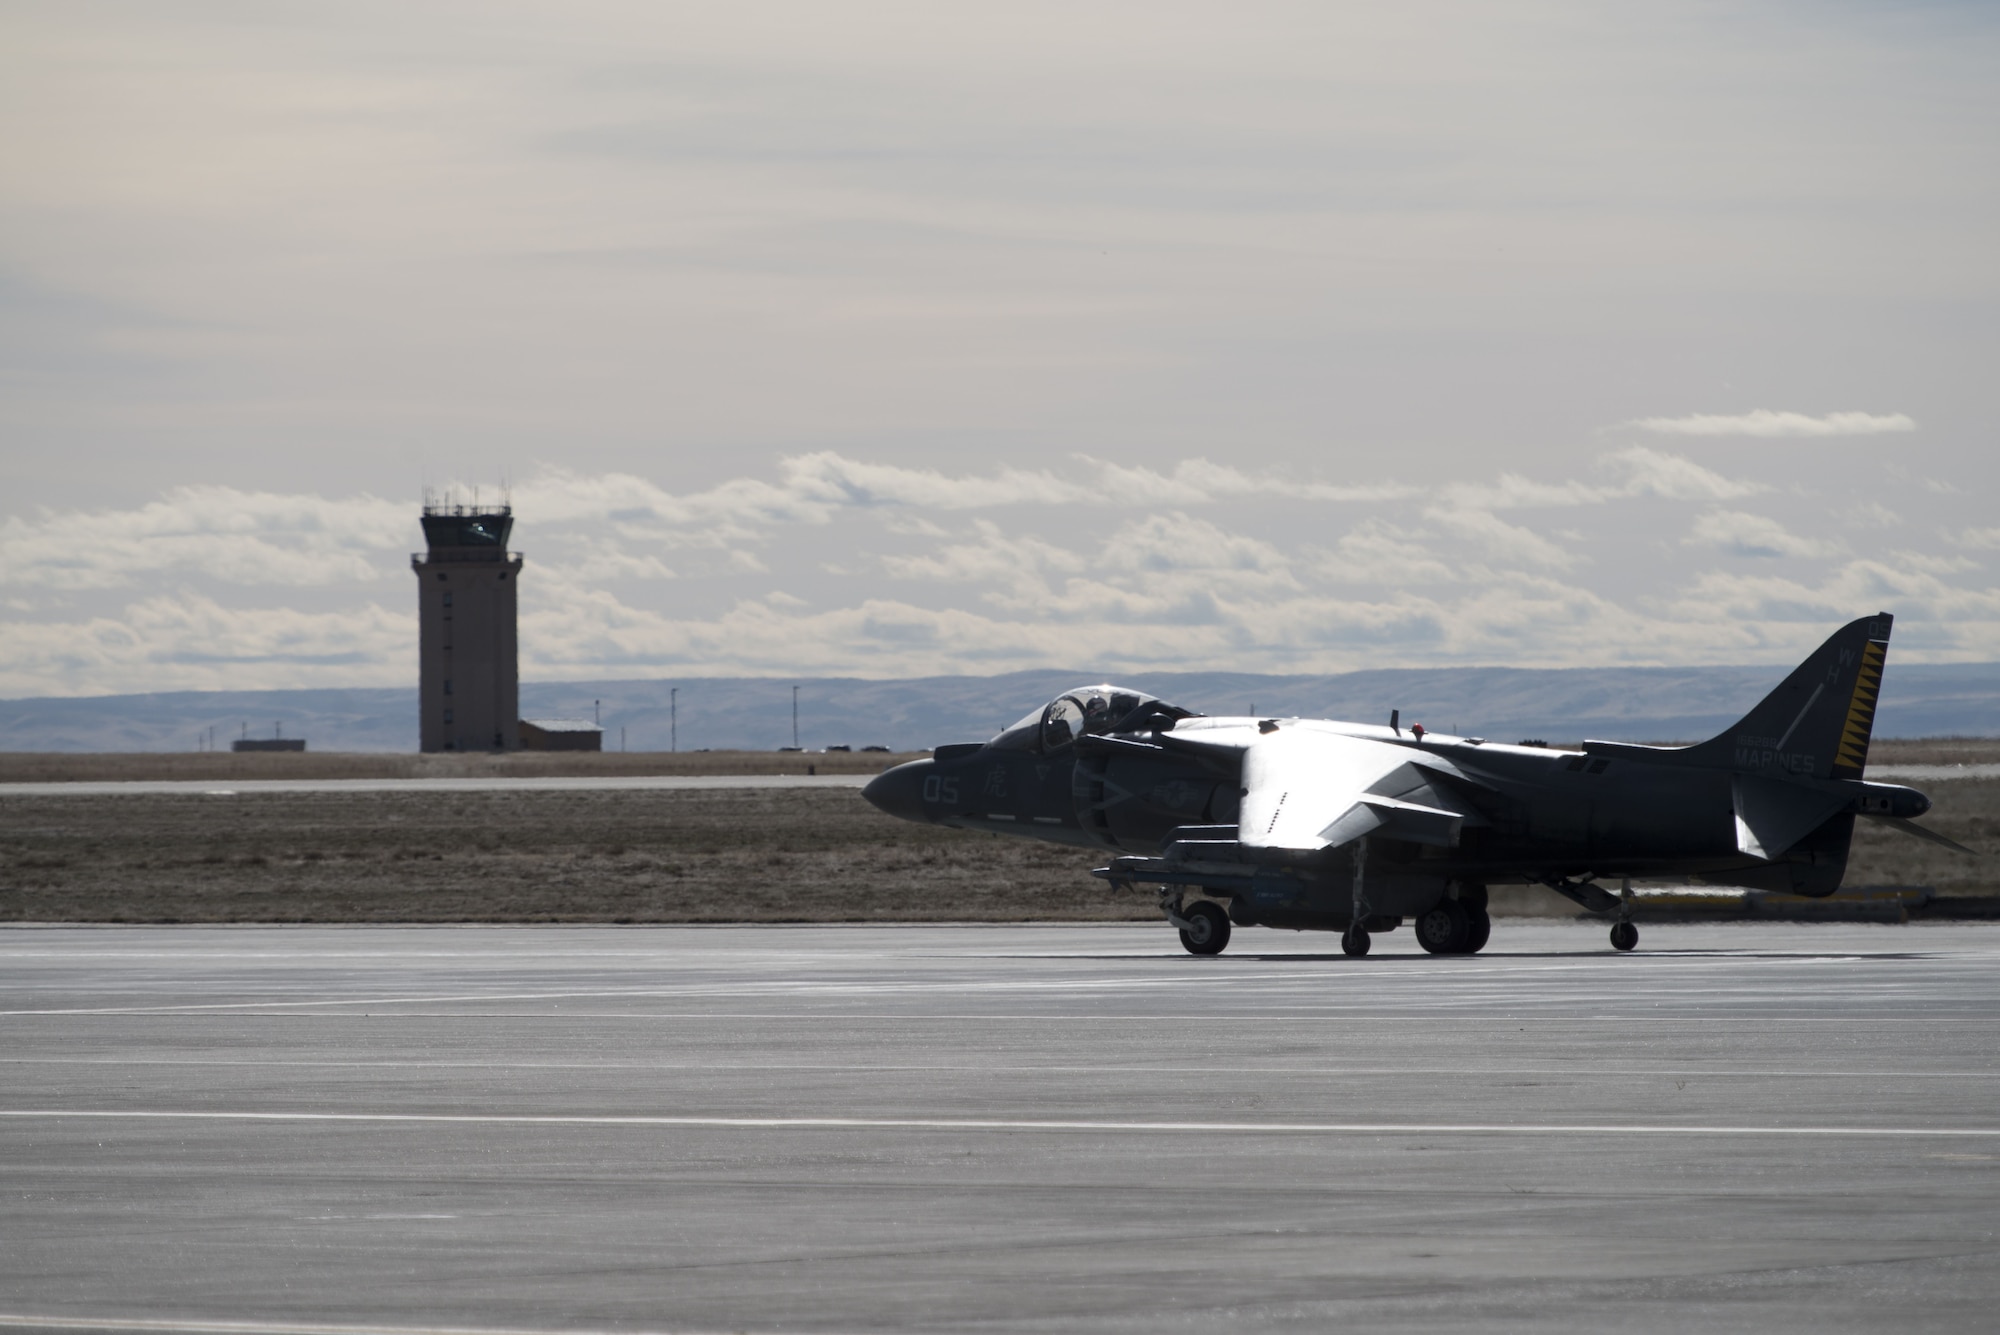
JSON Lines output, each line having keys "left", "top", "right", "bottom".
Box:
{"left": 1238, "top": 726, "right": 1476, "bottom": 853}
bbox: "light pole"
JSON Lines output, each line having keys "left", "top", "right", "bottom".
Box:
{"left": 670, "top": 687, "right": 677, "bottom": 753}
{"left": 792, "top": 685, "right": 800, "bottom": 750}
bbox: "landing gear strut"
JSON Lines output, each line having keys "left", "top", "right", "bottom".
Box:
{"left": 1344, "top": 837, "right": 1372, "bottom": 957}
{"left": 1610, "top": 879, "right": 1638, "bottom": 951}
{"left": 1537, "top": 873, "right": 1637, "bottom": 952}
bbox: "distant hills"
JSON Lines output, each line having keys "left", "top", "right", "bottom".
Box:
{"left": 5, "top": 662, "right": 1999, "bottom": 753}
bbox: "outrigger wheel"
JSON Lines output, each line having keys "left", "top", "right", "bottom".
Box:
{"left": 1340, "top": 925, "right": 1370, "bottom": 957}
{"left": 1610, "top": 920, "right": 1639, "bottom": 952}
{"left": 1179, "top": 900, "right": 1232, "bottom": 956}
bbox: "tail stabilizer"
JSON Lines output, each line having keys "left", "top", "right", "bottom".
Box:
{"left": 1866, "top": 814, "right": 1977, "bottom": 856}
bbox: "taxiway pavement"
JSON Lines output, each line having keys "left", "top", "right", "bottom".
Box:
{"left": 3, "top": 921, "right": 1998, "bottom": 1333}
{"left": 0, "top": 774, "right": 874, "bottom": 798}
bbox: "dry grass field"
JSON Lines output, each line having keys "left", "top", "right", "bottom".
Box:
{"left": 0, "top": 788, "right": 1148, "bottom": 923}
{"left": 2, "top": 738, "right": 1993, "bottom": 923}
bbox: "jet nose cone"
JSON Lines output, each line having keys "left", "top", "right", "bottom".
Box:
{"left": 862, "top": 759, "right": 933, "bottom": 824}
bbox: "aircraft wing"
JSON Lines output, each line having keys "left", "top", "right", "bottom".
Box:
{"left": 1238, "top": 726, "right": 1485, "bottom": 853}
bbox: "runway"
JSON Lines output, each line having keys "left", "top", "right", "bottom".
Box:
{"left": 4, "top": 923, "right": 1999, "bottom": 1333}
{"left": 1, "top": 761, "right": 1983, "bottom": 800}
{"left": 0, "top": 774, "right": 874, "bottom": 798}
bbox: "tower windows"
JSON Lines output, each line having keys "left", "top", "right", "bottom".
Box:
{"left": 444, "top": 679, "right": 453, "bottom": 696}
{"left": 442, "top": 591, "right": 453, "bottom": 608}
{"left": 444, "top": 708, "right": 454, "bottom": 724}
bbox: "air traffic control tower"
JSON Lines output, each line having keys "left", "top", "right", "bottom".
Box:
{"left": 412, "top": 504, "right": 522, "bottom": 752}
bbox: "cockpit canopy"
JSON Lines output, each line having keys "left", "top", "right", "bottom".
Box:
{"left": 989, "top": 685, "right": 1198, "bottom": 753}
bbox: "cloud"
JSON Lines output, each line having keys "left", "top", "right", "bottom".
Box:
{"left": 1673, "top": 563, "right": 2000, "bottom": 635}
{"left": 879, "top": 519, "right": 1083, "bottom": 592}
{"left": 1839, "top": 502, "right": 1902, "bottom": 530}
{"left": 1439, "top": 447, "right": 1763, "bottom": 510}
{"left": 0, "top": 592, "right": 410, "bottom": 696}
{"left": 1606, "top": 446, "right": 1768, "bottom": 501}
{"left": 1318, "top": 519, "right": 1457, "bottom": 587}
{"left": 0, "top": 487, "right": 410, "bottom": 591}
{"left": 1099, "top": 513, "right": 1296, "bottom": 579}
{"left": 774, "top": 453, "right": 1414, "bottom": 511}
{"left": 1622, "top": 410, "right": 1917, "bottom": 438}
{"left": 1684, "top": 510, "right": 1843, "bottom": 560}
{"left": 1424, "top": 505, "right": 1579, "bottom": 569}
{"left": 5, "top": 446, "right": 1997, "bottom": 697}
{"left": 0, "top": 454, "right": 1412, "bottom": 597}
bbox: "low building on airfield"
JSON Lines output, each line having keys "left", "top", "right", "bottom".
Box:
{"left": 518, "top": 718, "right": 603, "bottom": 752}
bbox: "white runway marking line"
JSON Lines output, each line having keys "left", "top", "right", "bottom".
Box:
{"left": 5, "top": 1109, "right": 1998, "bottom": 1138}
{"left": 0, "top": 954, "right": 1941, "bottom": 1017}
{"left": 6, "top": 1057, "right": 1996, "bottom": 1078}
{"left": 12, "top": 1009, "right": 1993, "bottom": 1024}
{"left": 0, "top": 1315, "right": 742, "bottom": 1335}
{"left": 0, "top": 967, "right": 1642, "bottom": 1015}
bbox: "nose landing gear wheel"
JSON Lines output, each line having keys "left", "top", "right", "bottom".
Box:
{"left": 1341, "top": 926, "right": 1371, "bottom": 957}
{"left": 1178, "top": 900, "right": 1231, "bottom": 956}
{"left": 1610, "top": 920, "right": 1639, "bottom": 952}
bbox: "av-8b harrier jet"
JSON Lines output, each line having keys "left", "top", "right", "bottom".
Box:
{"left": 864, "top": 614, "right": 1968, "bottom": 956}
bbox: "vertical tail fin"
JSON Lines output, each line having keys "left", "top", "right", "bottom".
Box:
{"left": 1677, "top": 613, "right": 1892, "bottom": 780}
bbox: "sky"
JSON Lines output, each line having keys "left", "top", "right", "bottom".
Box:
{"left": 2, "top": 1, "right": 1996, "bottom": 697}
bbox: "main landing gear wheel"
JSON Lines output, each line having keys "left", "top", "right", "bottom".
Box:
{"left": 1415, "top": 901, "right": 1471, "bottom": 955}
{"left": 1179, "top": 900, "right": 1231, "bottom": 956}
{"left": 1462, "top": 907, "right": 1492, "bottom": 954}
{"left": 1610, "top": 920, "right": 1639, "bottom": 952}
{"left": 1341, "top": 925, "right": 1371, "bottom": 957}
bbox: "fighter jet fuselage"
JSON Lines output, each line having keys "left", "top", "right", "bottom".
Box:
{"left": 863, "top": 614, "right": 1960, "bottom": 956}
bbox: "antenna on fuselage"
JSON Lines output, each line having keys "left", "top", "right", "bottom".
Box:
{"left": 1390, "top": 709, "right": 1401, "bottom": 736}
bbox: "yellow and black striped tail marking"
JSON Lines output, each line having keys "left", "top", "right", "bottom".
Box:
{"left": 1830, "top": 638, "right": 1887, "bottom": 778}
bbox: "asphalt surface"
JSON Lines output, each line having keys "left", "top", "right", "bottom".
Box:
{"left": 2, "top": 762, "right": 1986, "bottom": 799}
{"left": 3, "top": 922, "right": 1998, "bottom": 1334}
{"left": 0, "top": 774, "right": 875, "bottom": 797}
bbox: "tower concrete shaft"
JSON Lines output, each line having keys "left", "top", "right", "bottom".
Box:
{"left": 412, "top": 505, "right": 522, "bottom": 752}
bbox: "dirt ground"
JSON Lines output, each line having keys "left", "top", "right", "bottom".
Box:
{"left": 1865, "top": 737, "right": 2000, "bottom": 766}
{"left": 0, "top": 788, "right": 1153, "bottom": 923}
{"left": 2, "top": 735, "right": 1989, "bottom": 784}
{"left": 0, "top": 749, "right": 923, "bottom": 783}
{"left": 2, "top": 740, "right": 1992, "bottom": 924}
